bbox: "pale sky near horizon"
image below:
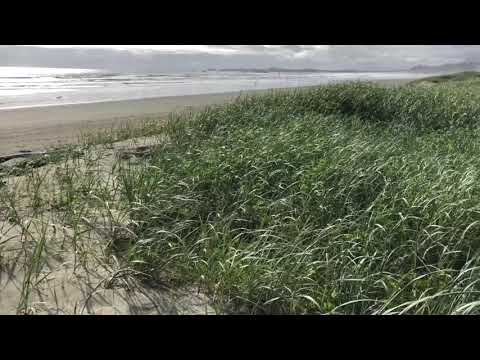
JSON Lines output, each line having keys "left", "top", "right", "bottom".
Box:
{"left": 33, "top": 45, "right": 239, "bottom": 53}
{"left": 4, "top": 45, "right": 480, "bottom": 73}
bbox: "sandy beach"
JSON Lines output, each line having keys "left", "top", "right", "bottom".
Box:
{"left": 0, "top": 79, "right": 413, "bottom": 156}
{"left": 0, "top": 92, "right": 244, "bottom": 155}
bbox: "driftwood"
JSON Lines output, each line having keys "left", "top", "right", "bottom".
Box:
{"left": 115, "top": 145, "right": 156, "bottom": 160}
{"left": 0, "top": 151, "right": 48, "bottom": 164}
{"left": 1, "top": 144, "right": 155, "bottom": 165}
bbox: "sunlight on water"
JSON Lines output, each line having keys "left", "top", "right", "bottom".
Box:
{"left": 0, "top": 66, "right": 430, "bottom": 110}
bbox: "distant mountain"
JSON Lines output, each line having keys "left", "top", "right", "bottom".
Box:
{"left": 410, "top": 62, "right": 480, "bottom": 74}
{"left": 207, "top": 67, "right": 389, "bottom": 73}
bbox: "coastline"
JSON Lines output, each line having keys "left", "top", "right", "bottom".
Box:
{"left": 0, "top": 78, "right": 414, "bottom": 155}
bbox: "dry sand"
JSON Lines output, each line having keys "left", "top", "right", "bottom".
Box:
{"left": 0, "top": 136, "right": 216, "bottom": 314}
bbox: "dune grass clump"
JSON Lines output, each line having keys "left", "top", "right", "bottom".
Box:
{"left": 233, "top": 82, "right": 480, "bottom": 130}
{"left": 109, "top": 82, "right": 480, "bottom": 314}
{"left": 410, "top": 71, "right": 480, "bottom": 85}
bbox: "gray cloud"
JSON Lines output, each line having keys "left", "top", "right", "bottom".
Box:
{"left": 1, "top": 45, "right": 480, "bottom": 73}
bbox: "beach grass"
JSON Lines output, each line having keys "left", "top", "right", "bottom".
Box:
{"left": 409, "top": 71, "right": 480, "bottom": 89}
{"left": 4, "top": 77, "right": 480, "bottom": 314}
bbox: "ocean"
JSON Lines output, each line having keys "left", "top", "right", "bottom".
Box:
{"left": 0, "top": 66, "right": 431, "bottom": 110}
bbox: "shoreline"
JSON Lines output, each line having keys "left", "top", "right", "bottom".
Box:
{"left": 0, "top": 79, "right": 414, "bottom": 155}
{"left": 0, "top": 77, "right": 413, "bottom": 112}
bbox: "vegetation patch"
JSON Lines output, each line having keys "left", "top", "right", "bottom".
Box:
{"left": 5, "top": 77, "right": 480, "bottom": 314}
{"left": 115, "top": 81, "right": 480, "bottom": 314}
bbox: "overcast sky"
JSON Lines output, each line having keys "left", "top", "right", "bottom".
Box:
{"left": 1, "top": 45, "right": 480, "bottom": 73}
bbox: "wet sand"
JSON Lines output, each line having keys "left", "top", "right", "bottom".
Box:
{"left": 0, "top": 79, "right": 414, "bottom": 155}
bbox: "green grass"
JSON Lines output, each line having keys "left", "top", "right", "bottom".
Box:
{"left": 112, "top": 81, "right": 480, "bottom": 314}
{"left": 6, "top": 77, "right": 480, "bottom": 314}
{"left": 409, "top": 71, "right": 480, "bottom": 93}
{"left": 411, "top": 71, "right": 480, "bottom": 83}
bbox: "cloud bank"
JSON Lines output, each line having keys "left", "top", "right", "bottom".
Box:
{"left": 2, "top": 45, "right": 480, "bottom": 73}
